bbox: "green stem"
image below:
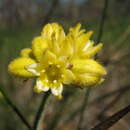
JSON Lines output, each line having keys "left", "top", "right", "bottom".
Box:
{"left": 32, "top": 91, "right": 50, "bottom": 130}
{"left": 0, "top": 86, "right": 31, "bottom": 129}
{"left": 47, "top": 102, "right": 66, "bottom": 130}
{"left": 77, "top": 88, "right": 91, "bottom": 130}
{"left": 96, "top": 0, "right": 109, "bottom": 44}
{"left": 91, "top": 105, "right": 130, "bottom": 130}
{"left": 64, "top": 85, "right": 130, "bottom": 124}
{"left": 47, "top": 97, "right": 69, "bottom": 130}
{"left": 47, "top": 87, "right": 76, "bottom": 130}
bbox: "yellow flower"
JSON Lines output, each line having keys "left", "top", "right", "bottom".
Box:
{"left": 8, "top": 23, "right": 106, "bottom": 98}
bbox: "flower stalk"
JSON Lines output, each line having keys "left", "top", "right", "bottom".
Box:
{"left": 0, "top": 86, "right": 31, "bottom": 129}
{"left": 32, "top": 91, "right": 50, "bottom": 130}
{"left": 77, "top": 88, "right": 91, "bottom": 130}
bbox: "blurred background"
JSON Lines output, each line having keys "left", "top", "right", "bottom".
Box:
{"left": 0, "top": 0, "right": 130, "bottom": 130}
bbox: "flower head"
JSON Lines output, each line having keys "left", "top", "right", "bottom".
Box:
{"left": 8, "top": 23, "right": 106, "bottom": 99}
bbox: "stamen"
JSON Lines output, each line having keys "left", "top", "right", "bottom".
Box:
{"left": 53, "top": 80, "right": 57, "bottom": 83}
{"left": 67, "top": 64, "right": 73, "bottom": 69}
{"left": 41, "top": 69, "right": 45, "bottom": 73}
{"left": 57, "top": 65, "right": 60, "bottom": 68}
{"left": 61, "top": 74, "right": 64, "bottom": 78}
{"left": 45, "top": 80, "right": 49, "bottom": 83}
{"left": 49, "top": 62, "right": 53, "bottom": 65}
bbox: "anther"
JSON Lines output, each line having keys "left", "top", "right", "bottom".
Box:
{"left": 57, "top": 65, "right": 60, "bottom": 68}
{"left": 61, "top": 74, "right": 64, "bottom": 78}
{"left": 49, "top": 62, "right": 53, "bottom": 65}
{"left": 67, "top": 64, "right": 73, "bottom": 69}
{"left": 53, "top": 80, "right": 57, "bottom": 83}
{"left": 41, "top": 70, "right": 45, "bottom": 73}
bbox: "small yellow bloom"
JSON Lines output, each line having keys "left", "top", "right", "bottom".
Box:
{"left": 8, "top": 23, "right": 106, "bottom": 98}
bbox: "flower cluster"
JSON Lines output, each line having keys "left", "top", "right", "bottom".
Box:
{"left": 8, "top": 23, "right": 106, "bottom": 98}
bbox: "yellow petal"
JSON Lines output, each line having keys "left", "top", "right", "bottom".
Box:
{"left": 72, "top": 59, "right": 106, "bottom": 76}
{"left": 51, "top": 83, "right": 63, "bottom": 98}
{"left": 20, "top": 48, "right": 32, "bottom": 57}
{"left": 82, "top": 43, "right": 103, "bottom": 58}
{"left": 34, "top": 78, "right": 50, "bottom": 93}
{"left": 8, "top": 57, "right": 37, "bottom": 77}
{"left": 38, "top": 50, "right": 57, "bottom": 69}
{"left": 41, "top": 23, "right": 65, "bottom": 42}
{"left": 41, "top": 23, "right": 66, "bottom": 56}
{"left": 42, "top": 23, "right": 52, "bottom": 37}
{"left": 32, "top": 36, "right": 48, "bottom": 61}
{"left": 69, "top": 24, "right": 82, "bottom": 37}
{"left": 77, "top": 31, "right": 93, "bottom": 51}
{"left": 41, "top": 50, "right": 57, "bottom": 64}
{"left": 50, "top": 40, "right": 60, "bottom": 56}
{"left": 26, "top": 64, "right": 40, "bottom": 76}
{"left": 75, "top": 74, "right": 101, "bottom": 87}
{"left": 82, "top": 40, "right": 94, "bottom": 52}
{"left": 97, "top": 78, "right": 105, "bottom": 84}
{"left": 62, "top": 69, "right": 76, "bottom": 84}
{"left": 59, "top": 37, "right": 74, "bottom": 57}
{"left": 68, "top": 24, "right": 94, "bottom": 56}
